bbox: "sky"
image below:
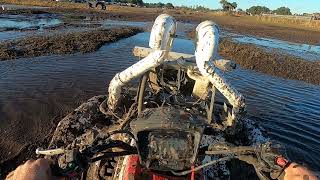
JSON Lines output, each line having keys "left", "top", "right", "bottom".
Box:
{"left": 143, "top": 0, "right": 319, "bottom": 14}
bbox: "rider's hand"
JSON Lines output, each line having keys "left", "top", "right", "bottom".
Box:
{"left": 283, "top": 162, "right": 318, "bottom": 180}
{"left": 5, "top": 158, "right": 63, "bottom": 180}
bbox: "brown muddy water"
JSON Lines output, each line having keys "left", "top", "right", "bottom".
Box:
{"left": 0, "top": 30, "right": 320, "bottom": 174}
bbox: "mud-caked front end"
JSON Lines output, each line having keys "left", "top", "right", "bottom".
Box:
{"left": 130, "top": 107, "right": 205, "bottom": 172}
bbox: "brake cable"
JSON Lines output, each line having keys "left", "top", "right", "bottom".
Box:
{"left": 171, "top": 157, "right": 231, "bottom": 176}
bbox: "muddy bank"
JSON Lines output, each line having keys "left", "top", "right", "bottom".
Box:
{"left": 219, "top": 39, "right": 320, "bottom": 85}
{"left": 1, "top": 5, "right": 319, "bottom": 45}
{"left": 0, "top": 27, "right": 142, "bottom": 61}
{"left": 0, "top": 9, "right": 50, "bottom": 15}
{"left": 42, "top": 22, "right": 102, "bottom": 31}
{"left": 188, "top": 30, "right": 320, "bottom": 85}
{"left": 39, "top": 7, "right": 320, "bottom": 45}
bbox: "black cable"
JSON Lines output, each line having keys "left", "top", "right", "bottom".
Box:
{"left": 90, "top": 151, "right": 137, "bottom": 162}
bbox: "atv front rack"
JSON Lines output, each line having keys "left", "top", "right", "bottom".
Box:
{"left": 107, "top": 14, "right": 245, "bottom": 130}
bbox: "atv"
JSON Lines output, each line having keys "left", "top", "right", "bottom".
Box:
{"left": 87, "top": 0, "right": 107, "bottom": 10}
{"left": 36, "top": 14, "right": 290, "bottom": 180}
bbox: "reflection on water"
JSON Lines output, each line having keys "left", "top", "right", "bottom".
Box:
{"left": 102, "top": 20, "right": 195, "bottom": 38}
{"left": 226, "top": 69, "right": 320, "bottom": 170}
{"left": 0, "top": 32, "right": 319, "bottom": 171}
{"left": 0, "top": 18, "right": 61, "bottom": 29}
{"left": 0, "top": 31, "right": 25, "bottom": 41}
{"left": 0, "top": 14, "right": 61, "bottom": 30}
{"left": 232, "top": 35, "right": 320, "bottom": 61}
{"left": 0, "top": 4, "right": 49, "bottom": 10}
{"left": 102, "top": 19, "right": 149, "bottom": 28}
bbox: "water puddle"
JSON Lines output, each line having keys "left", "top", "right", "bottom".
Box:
{"left": 0, "top": 31, "right": 25, "bottom": 41}
{"left": 232, "top": 35, "right": 320, "bottom": 61}
{"left": 102, "top": 19, "right": 149, "bottom": 28}
{"left": 0, "top": 4, "right": 49, "bottom": 10}
{"left": 102, "top": 20, "right": 196, "bottom": 37}
{"left": 0, "top": 14, "right": 61, "bottom": 30}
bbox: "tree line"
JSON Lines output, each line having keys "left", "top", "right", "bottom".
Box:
{"left": 220, "top": 0, "right": 292, "bottom": 15}
{"left": 246, "top": 6, "right": 292, "bottom": 15}
{"left": 111, "top": 0, "right": 292, "bottom": 15}
{"left": 111, "top": 0, "right": 174, "bottom": 8}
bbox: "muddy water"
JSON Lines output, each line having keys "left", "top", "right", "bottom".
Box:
{"left": 0, "top": 32, "right": 319, "bottom": 172}
{"left": 227, "top": 70, "right": 320, "bottom": 170}
{"left": 0, "top": 14, "right": 61, "bottom": 30}
{"left": 0, "top": 4, "right": 49, "bottom": 10}
{"left": 0, "top": 13, "right": 61, "bottom": 41}
{"left": 0, "top": 31, "right": 25, "bottom": 41}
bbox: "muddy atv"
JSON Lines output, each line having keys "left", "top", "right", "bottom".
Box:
{"left": 36, "top": 14, "right": 290, "bottom": 180}
{"left": 88, "top": 0, "right": 107, "bottom": 10}
{"left": 311, "top": 13, "right": 320, "bottom": 20}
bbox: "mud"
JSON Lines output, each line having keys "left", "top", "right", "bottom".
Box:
{"left": 0, "top": 27, "right": 142, "bottom": 61}
{"left": 187, "top": 30, "right": 320, "bottom": 85}
{"left": 2, "top": 7, "right": 319, "bottom": 45}
{"left": 219, "top": 39, "right": 320, "bottom": 85}
{"left": 41, "top": 7, "right": 320, "bottom": 45}
{"left": 0, "top": 9, "right": 50, "bottom": 15}
{"left": 42, "top": 22, "right": 102, "bottom": 30}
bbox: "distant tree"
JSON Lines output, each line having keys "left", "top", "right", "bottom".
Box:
{"left": 113, "top": 0, "right": 126, "bottom": 2}
{"left": 220, "top": 0, "right": 237, "bottom": 11}
{"left": 219, "top": 0, "right": 227, "bottom": 5}
{"left": 237, "top": 8, "right": 243, "bottom": 12}
{"left": 219, "top": 0, "right": 228, "bottom": 11}
{"left": 165, "top": 3, "right": 174, "bottom": 9}
{"left": 127, "top": 0, "right": 143, "bottom": 5}
{"left": 193, "top": 5, "right": 208, "bottom": 11}
{"left": 157, "top": 2, "right": 164, "bottom": 8}
{"left": 273, "top": 7, "right": 292, "bottom": 15}
{"left": 231, "top": 2, "right": 237, "bottom": 9}
{"left": 246, "top": 6, "right": 270, "bottom": 15}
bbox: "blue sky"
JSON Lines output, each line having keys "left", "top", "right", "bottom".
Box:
{"left": 143, "top": 0, "right": 319, "bottom": 14}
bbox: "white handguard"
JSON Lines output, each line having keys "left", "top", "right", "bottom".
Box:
{"left": 108, "top": 14, "right": 177, "bottom": 111}
{"left": 195, "top": 21, "right": 246, "bottom": 127}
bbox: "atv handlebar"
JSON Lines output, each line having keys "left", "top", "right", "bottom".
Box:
{"left": 37, "top": 138, "right": 289, "bottom": 180}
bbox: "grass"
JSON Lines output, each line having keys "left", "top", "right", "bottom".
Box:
{"left": 257, "top": 15, "right": 320, "bottom": 30}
